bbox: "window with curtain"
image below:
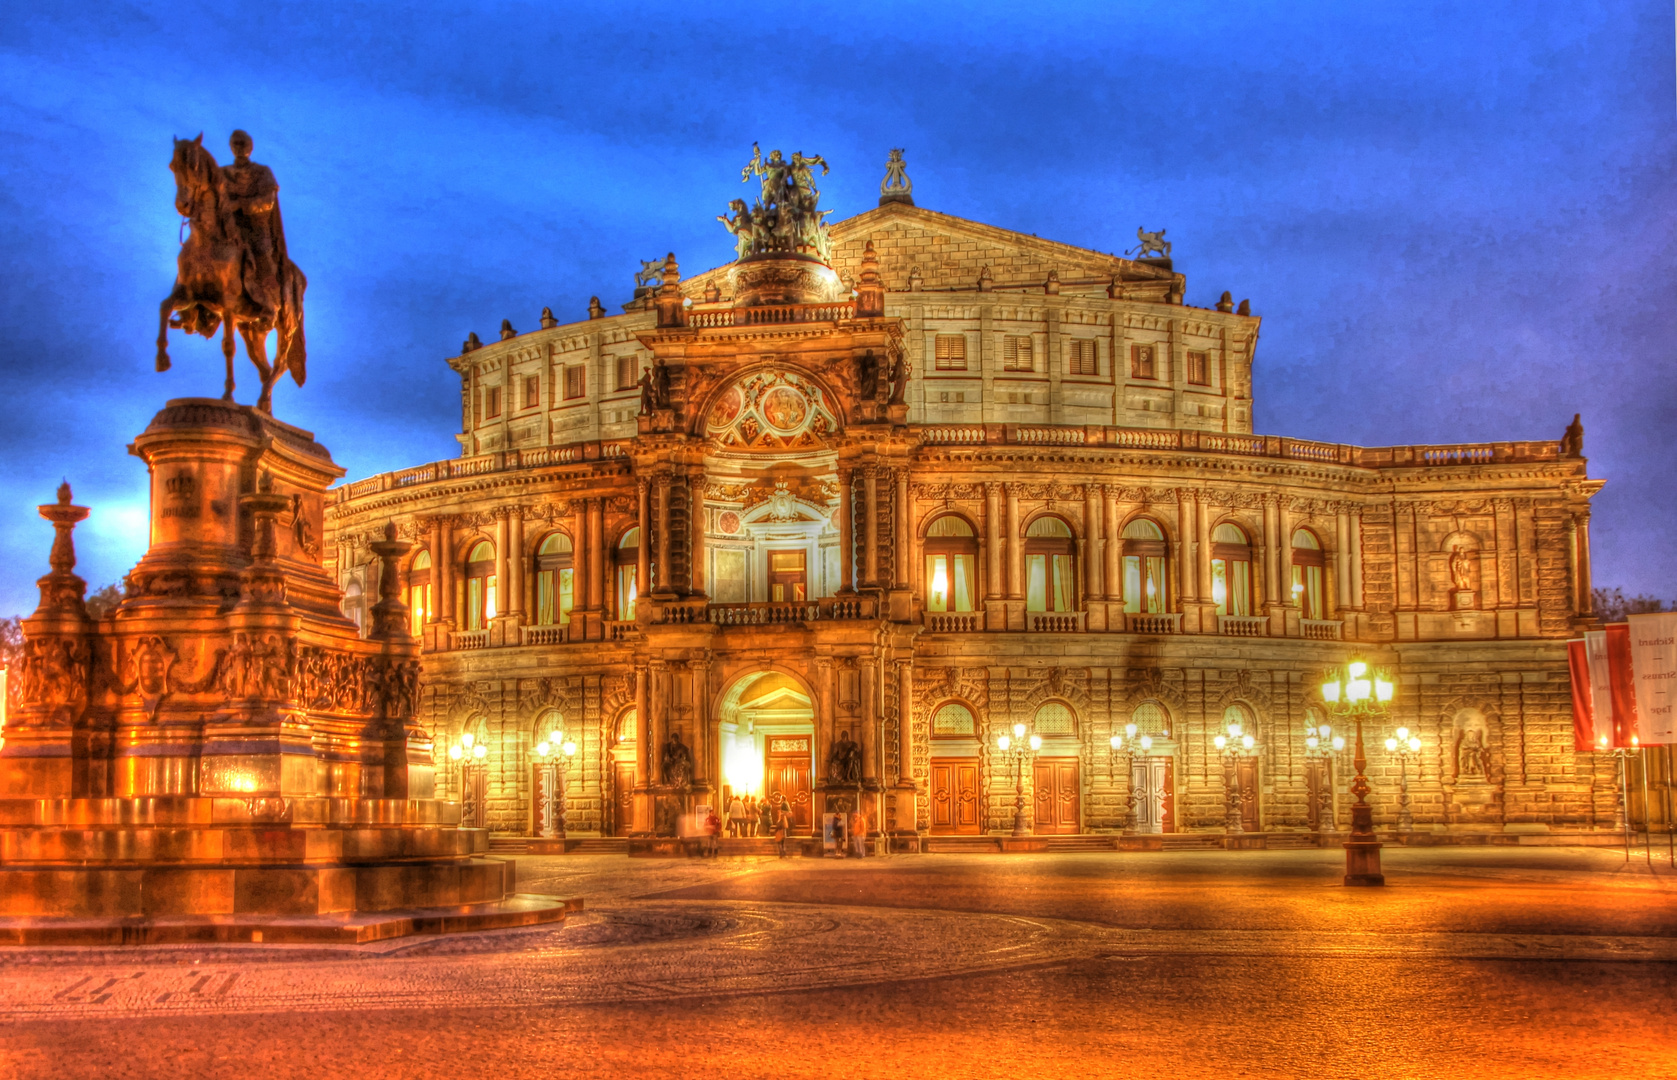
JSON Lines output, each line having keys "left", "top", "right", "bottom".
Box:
{"left": 464, "top": 541, "right": 496, "bottom": 630}
{"left": 1210, "top": 522, "right": 1253, "bottom": 617}
{"left": 615, "top": 528, "right": 639, "bottom": 621}
{"left": 1292, "top": 528, "right": 1325, "bottom": 619}
{"left": 924, "top": 515, "right": 977, "bottom": 613}
{"left": 534, "top": 532, "right": 574, "bottom": 626}
{"left": 407, "top": 550, "right": 432, "bottom": 637}
{"left": 1121, "top": 518, "right": 1167, "bottom": 614}
{"left": 932, "top": 702, "right": 976, "bottom": 736}
{"left": 1024, "top": 516, "right": 1075, "bottom": 612}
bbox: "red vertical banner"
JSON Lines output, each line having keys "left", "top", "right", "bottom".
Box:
{"left": 1605, "top": 623, "right": 1641, "bottom": 747}
{"left": 1567, "top": 639, "right": 1596, "bottom": 752}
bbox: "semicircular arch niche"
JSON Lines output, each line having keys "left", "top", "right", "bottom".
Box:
{"left": 706, "top": 369, "right": 839, "bottom": 451}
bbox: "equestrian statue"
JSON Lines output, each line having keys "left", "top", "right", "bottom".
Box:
{"left": 157, "top": 130, "right": 307, "bottom": 414}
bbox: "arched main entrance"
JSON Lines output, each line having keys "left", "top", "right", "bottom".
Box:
{"left": 716, "top": 671, "right": 816, "bottom": 833}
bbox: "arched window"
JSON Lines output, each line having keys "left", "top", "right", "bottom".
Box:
{"left": 464, "top": 541, "right": 496, "bottom": 630}
{"left": 1223, "top": 702, "right": 1255, "bottom": 738}
{"left": 932, "top": 702, "right": 976, "bottom": 737}
{"left": 533, "top": 709, "right": 566, "bottom": 749}
{"left": 408, "top": 550, "right": 432, "bottom": 637}
{"left": 1121, "top": 519, "right": 1167, "bottom": 614}
{"left": 614, "top": 709, "right": 637, "bottom": 748}
{"left": 535, "top": 532, "right": 574, "bottom": 626}
{"left": 925, "top": 515, "right": 977, "bottom": 613}
{"left": 1291, "top": 528, "right": 1325, "bottom": 620}
{"left": 341, "top": 579, "right": 365, "bottom": 635}
{"left": 1024, "top": 516, "right": 1075, "bottom": 612}
{"left": 1131, "top": 700, "right": 1170, "bottom": 737}
{"left": 615, "top": 528, "right": 639, "bottom": 621}
{"left": 1033, "top": 701, "right": 1077, "bottom": 735}
{"left": 1211, "top": 523, "right": 1253, "bottom": 617}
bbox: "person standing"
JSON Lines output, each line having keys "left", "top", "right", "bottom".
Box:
{"left": 727, "top": 794, "right": 746, "bottom": 838}
{"left": 704, "top": 806, "right": 722, "bottom": 858}
{"left": 849, "top": 809, "right": 868, "bottom": 859}
{"left": 773, "top": 795, "right": 791, "bottom": 858}
{"left": 758, "top": 796, "right": 775, "bottom": 839}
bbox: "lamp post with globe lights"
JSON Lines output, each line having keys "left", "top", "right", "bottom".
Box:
{"left": 997, "top": 722, "right": 1042, "bottom": 837}
{"left": 1319, "top": 659, "right": 1394, "bottom": 886}
{"left": 1108, "top": 724, "right": 1153, "bottom": 831}
{"left": 1213, "top": 722, "right": 1257, "bottom": 834}
{"left": 1384, "top": 728, "right": 1423, "bottom": 836}
{"left": 533, "top": 729, "right": 579, "bottom": 842}
{"left": 448, "top": 732, "right": 490, "bottom": 829}
{"left": 1304, "top": 724, "right": 1347, "bottom": 835}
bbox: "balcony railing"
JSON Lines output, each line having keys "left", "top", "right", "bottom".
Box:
{"left": 1301, "top": 619, "right": 1344, "bottom": 641}
{"left": 450, "top": 629, "right": 488, "bottom": 650}
{"left": 521, "top": 624, "right": 569, "bottom": 646}
{"left": 1128, "top": 613, "right": 1182, "bottom": 635}
{"left": 924, "top": 611, "right": 982, "bottom": 633}
{"left": 702, "top": 597, "right": 879, "bottom": 626}
{"left": 1218, "top": 615, "right": 1269, "bottom": 637}
{"left": 1027, "top": 611, "right": 1087, "bottom": 633}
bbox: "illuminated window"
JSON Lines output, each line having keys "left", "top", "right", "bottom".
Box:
{"left": 1130, "top": 344, "right": 1157, "bottom": 380}
{"left": 1292, "top": 528, "right": 1325, "bottom": 619}
{"left": 1033, "top": 701, "right": 1076, "bottom": 735}
{"left": 1121, "top": 518, "right": 1167, "bottom": 614}
{"left": 407, "top": 549, "right": 433, "bottom": 637}
{"left": 1024, "top": 516, "right": 1075, "bottom": 613}
{"left": 932, "top": 702, "right": 976, "bottom": 737}
{"left": 464, "top": 541, "right": 496, "bottom": 630}
{"left": 1003, "top": 335, "right": 1034, "bottom": 372}
{"left": 768, "top": 550, "right": 808, "bottom": 602}
{"left": 1210, "top": 523, "right": 1252, "bottom": 617}
{"left": 934, "top": 334, "right": 967, "bottom": 371}
{"left": 615, "top": 528, "right": 639, "bottom": 620}
{"left": 924, "top": 515, "right": 977, "bottom": 613}
{"left": 1069, "top": 339, "right": 1097, "bottom": 376}
{"left": 1131, "top": 700, "right": 1169, "bottom": 737}
{"left": 534, "top": 532, "right": 574, "bottom": 626}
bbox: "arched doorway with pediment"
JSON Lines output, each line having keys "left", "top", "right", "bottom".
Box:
{"left": 714, "top": 669, "right": 817, "bottom": 835}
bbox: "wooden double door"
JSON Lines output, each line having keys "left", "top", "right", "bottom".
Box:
{"left": 929, "top": 757, "right": 981, "bottom": 834}
{"left": 765, "top": 736, "right": 813, "bottom": 831}
{"left": 1032, "top": 757, "right": 1081, "bottom": 834}
{"left": 612, "top": 760, "right": 636, "bottom": 837}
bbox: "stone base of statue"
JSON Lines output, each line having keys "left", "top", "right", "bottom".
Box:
{"left": 0, "top": 400, "right": 569, "bottom": 944}
{"left": 1452, "top": 589, "right": 1476, "bottom": 611}
{"left": 729, "top": 251, "right": 846, "bottom": 307}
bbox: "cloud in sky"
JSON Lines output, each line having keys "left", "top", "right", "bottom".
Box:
{"left": 0, "top": 1, "right": 1671, "bottom": 611}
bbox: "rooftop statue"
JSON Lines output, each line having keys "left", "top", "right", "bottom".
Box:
{"left": 157, "top": 130, "right": 308, "bottom": 414}
{"left": 720, "top": 143, "right": 833, "bottom": 264}
{"left": 1127, "top": 226, "right": 1171, "bottom": 260}
{"left": 879, "top": 148, "right": 914, "bottom": 206}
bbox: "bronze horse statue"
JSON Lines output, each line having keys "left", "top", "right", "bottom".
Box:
{"left": 157, "top": 133, "right": 307, "bottom": 414}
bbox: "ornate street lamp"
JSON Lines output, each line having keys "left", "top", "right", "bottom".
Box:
{"left": 1319, "top": 659, "right": 1394, "bottom": 886}
{"left": 1383, "top": 728, "right": 1423, "bottom": 836}
{"left": 1108, "top": 724, "right": 1153, "bottom": 831}
{"left": 534, "top": 730, "right": 580, "bottom": 841}
{"left": 997, "top": 721, "right": 1042, "bottom": 837}
{"left": 1213, "top": 722, "right": 1257, "bottom": 834}
{"left": 1304, "top": 723, "right": 1347, "bottom": 834}
{"left": 448, "top": 732, "right": 490, "bottom": 829}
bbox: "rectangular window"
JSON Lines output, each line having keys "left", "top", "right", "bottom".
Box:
{"left": 524, "top": 375, "right": 540, "bottom": 409}
{"left": 1130, "top": 344, "right": 1156, "bottom": 380}
{"left": 1024, "top": 554, "right": 1075, "bottom": 612}
{"left": 1003, "top": 335, "right": 1034, "bottom": 372}
{"left": 1212, "top": 558, "right": 1251, "bottom": 617}
{"left": 1122, "top": 555, "right": 1166, "bottom": 614}
{"left": 536, "top": 568, "right": 575, "bottom": 626}
{"left": 924, "top": 553, "right": 975, "bottom": 613}
{"left": 564, "top": 365, "right": 586, "bottom": 399}
{"left": 1294, "top": 563, "right": 1324, "bottom": 619}
{"left": 1187, "top": 350, "right": 1210, "bottom": 386}
{"left": 933, "top": 334, "right": 967, "bottom": 371}
{"left": 1069, "top": 339, "right": 1097, "bottom": 376}
{"left": 616, "top": 355, "right": 637, "bottom": 390}
{"left": 484, "top": 386, "right": 502, "bottom": 419}
{"left": 467, "top": 575, "right": 498, "bottom": 630}
{"left": 408, "top": 583, "right": 431, "bottom": 637}
{"left": 617, "top": 566, "right": 637, "bottom": 622}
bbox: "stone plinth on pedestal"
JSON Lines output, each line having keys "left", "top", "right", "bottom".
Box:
{"left": 0, "top": 400, "right": 567, "bottom": 943}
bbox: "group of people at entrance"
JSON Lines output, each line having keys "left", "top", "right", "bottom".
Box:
{"left": 726, "top": 794, "right": 782, "bottom": 838}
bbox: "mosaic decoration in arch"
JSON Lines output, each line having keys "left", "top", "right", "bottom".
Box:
{"left": 707, "top": 370, "right": 838, "bottom": 450}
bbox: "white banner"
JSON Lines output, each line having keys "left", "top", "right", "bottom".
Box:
{"left": 1628, "top": 612, "right": 1677, "bottom": 745}
{"left": 1584, "top": 630, "right": 1614, "bottom": 745}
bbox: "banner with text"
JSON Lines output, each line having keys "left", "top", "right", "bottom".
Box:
{"left": 1606, "top": 623, "right": 1641, "bottom": 747}
{"left": 1627, "top": 611, "right": 1677, "bottom": 745}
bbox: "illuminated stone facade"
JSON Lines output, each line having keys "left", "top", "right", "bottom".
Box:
{"left": 326, "top": 159, "right": 1609, "bottom": 846}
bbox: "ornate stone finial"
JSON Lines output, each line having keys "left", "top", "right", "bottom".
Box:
{"left": 1237, "top": 298, "right": 1251, "bottom": 316}
{"left": 369, "top": 521, "right": 416, "bottom": 639}
{"left": 908, "top": 266, "right": 923, "bottom": 292}
{"left": 1217, "top": 291, "right": 1235, "bottom": 313}
{"left": 654, "top": 253, "right": 686, "bottom": 329}
{"left": 499, "top": 319, "right": 517, "bottom": 341}
{"left": 540, "top": 306, "right": 558, "bottom": 329}
{"left": 462, "top": 331, "right": 482, "bottom": 353}
{"left": 703, "top": 282, "right": 721, "bottom": 304}
{"left": 1045, "top": 269, "right": 1061, "bottom": 295}
{"left": 1561, "top": 413, "right": 1585, "bottom": 458}
{"left": 977, "top": 265, "right": 993, "bottom": 292}
{"left": 855, "top": 240, "right": 885, "bottom": 317}
{"left": 35, "top": 483, "right": 91, "bottom": 615}
{"left": 57, "top": 480, "right": 72, "bottom": 506}
{"left": 587, "top": 296, "right": 606, "bottom": 320}
{"left": 880, "top": 148, "right": 914, "bottom": 206}
{"left": 237, "top": 474, "right": 293, "bottom": 608}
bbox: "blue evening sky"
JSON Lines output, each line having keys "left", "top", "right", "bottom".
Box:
{"left": 0, "top": 2, "right": 1671, "bottom": 613}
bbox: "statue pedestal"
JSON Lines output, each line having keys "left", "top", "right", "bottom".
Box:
{"left": 0, "top": 400, "right": 567, "bottom": 943}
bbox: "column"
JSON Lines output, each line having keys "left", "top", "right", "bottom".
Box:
{"left": 572, "top": 500, "right": 590, "bottom": 611}
{"left": 493, "top": 511, "right": 510, "bottom": 611}
{"left": 633, "top": 664, "right": 650, "bottom": 786}
{"left": 587, "top": 498, "right": 604, "bottom": 611}
{"left": 1334, "top": 510, "right": 1351, "bottom": 605}
{"left": 1104, "top": 487, "right": 1122, "bottom": 602}
{"left": 836, "top": 468, "right": 855, "bottom": 593}
{"left": 429, "top": 518, "right": 447, "bottom": 623}
{"left": 689, "top": 471, "right": 707, "bottom": 597}
{"left": 1277, "top": 497, "right": 1292, "bottom": 603}
{"left": 649, "top": 661, "right": 668, "bottom": 773}
{"left": 655, "top": 474, "right": 672, "bottom": 596}
{"left": 1005, "top": 484, "right": 1022, "bottom": 598}
{"left": 693, "top": 655, "right": 711, "bottom": 790}
{"left": 507, "top": 506, "right": 525, "bottom": 618}
{"left": 1349, "top": 510, "right": 1364, "bottom": 608}
{"left": 1084, "top": 484, "right": 1103, "bottom": 601}
{"left": 896, "top": 469, "right": 912, "bottom": 589}
{"left": 1262, "top": 496, "right": 1281, "bottom": 605}
{"left": 437, "top": 516, "right": 455, "bottom": 622}
{"left": 896, "top": 660, "right": 914, "bottom": 787}
{"left": 863, "top": 466, "right": 880, "bottom": 587}
{"left": 816, "top": 658, "right": 836, "bottom": 790}
{"left": 985, "top": 483, "right": 1003, "bottom": 601}
{"left": 1576, "top": 513, "right": 1594, "bottom": 614}
{"left": 860, "top": 660, "right": 878, "bottom": 782}
{"left": 1176, "top": 490, "right": 1195, "bottom": 603}
{"left": 1195, "top": 490, "right": 1212, "bottom": 601}
{"left": 636, "top": 479, "right": 651, "bottom": 608}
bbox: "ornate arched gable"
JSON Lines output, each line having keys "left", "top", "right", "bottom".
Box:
{"left": 703, "top": 368, "right": 840, "bottom": 451}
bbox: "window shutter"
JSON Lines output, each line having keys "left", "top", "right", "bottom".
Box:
{"left": 934, "top": 334, "right": 966, "bottom": 370}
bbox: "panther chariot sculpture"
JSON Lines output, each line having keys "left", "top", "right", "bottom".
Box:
{"left": 156, "top": 129, "right": 308, "bottom": 414}
{"left": 1127, "top": 226, "right": 1171, "bottom": 260}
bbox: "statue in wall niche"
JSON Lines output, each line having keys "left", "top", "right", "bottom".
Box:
{"left": 888, "top": 355, "right": 910, "bottom": 406}
{"left": 637, "top": 366, "right": 656, "bottom": 416}
{"left": 856, "top": 351, "right": 880, "bottom": 402}
{"left": 661, "top": 729, "right": 694, "bottom": 790}
{"left": 828, "top": 729, "right": 863, "bottom": 786}
{"left": 1457, "top": 728, "right": 1490, "bottom": 780}
{"left": 1448, "top": 544, "right": 1473, "bottom": 592}
{"left": 1561, "top": 413, "right": 1585, "bottom": 458}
